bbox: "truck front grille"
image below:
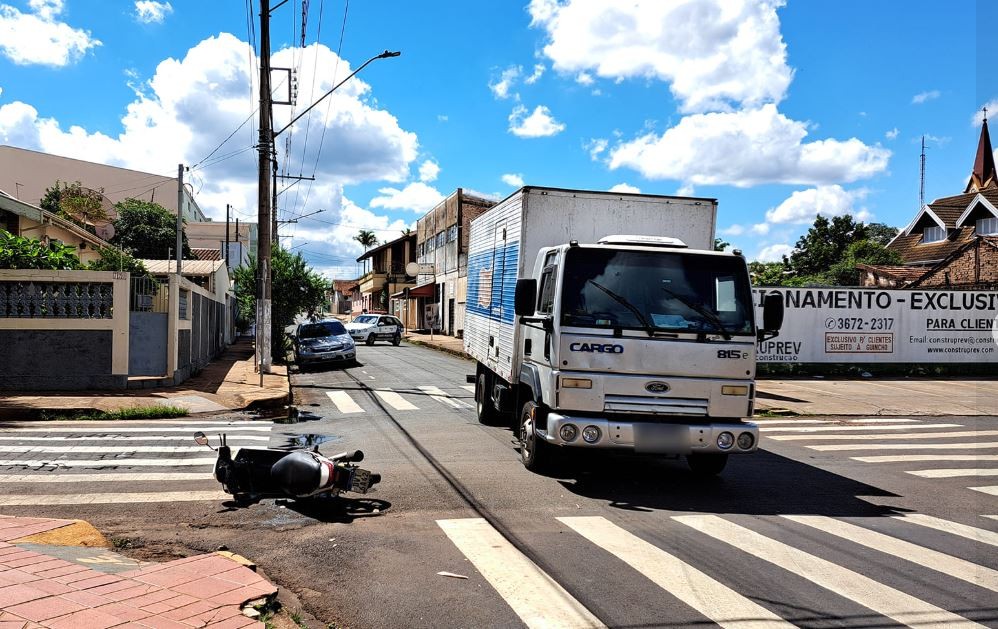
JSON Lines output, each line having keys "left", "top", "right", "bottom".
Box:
{"left": 604, "top": 394, "right": 709, "bottom": 416}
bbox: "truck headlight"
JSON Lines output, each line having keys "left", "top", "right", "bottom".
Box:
{"left": 561, "top": 377, "right": 592, "bottom": 389}
{"left": 717, "top": 432, "right": 734, "bottom": 450}
{"left": 737, "top": 432, "right": 755, "bottom": 450}
{"left": 581, "top": 426, "right": 601, "bottom": 443}
{"left": 721, "top": 385, "right": 749, "bottom": 396}
{"left": 559, "top": 424, "right": 578, "bottom": 442}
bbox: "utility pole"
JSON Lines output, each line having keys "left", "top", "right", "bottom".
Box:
{"left": 256, "top": 0, "right": 274, "bottom": 376}
{"left": 225, "top": 203, "right": 231, "bottom": 269}
{"left": 176, "top": 164, "right": 184, "bottom": 278}
{"left": 272, "top": 154, "right": 279, "bottom": 245}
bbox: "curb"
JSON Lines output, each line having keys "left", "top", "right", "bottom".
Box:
{"left": 404, "top": 337, "right": 472, "bottom": 361}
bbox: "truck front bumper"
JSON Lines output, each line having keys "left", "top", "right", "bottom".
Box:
{"left": 537, "top": 412, "right": 758, "bottom": 455}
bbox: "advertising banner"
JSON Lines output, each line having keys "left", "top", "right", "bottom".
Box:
{"left": 752, "top": 287, "right": 998, "bottom": 363}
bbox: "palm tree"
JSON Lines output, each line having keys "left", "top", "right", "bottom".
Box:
{"left": 354, "top": 230, "right": 378, "bottom": 275}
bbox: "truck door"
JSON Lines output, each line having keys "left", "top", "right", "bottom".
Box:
{"left": 487, "top": 222, "right": 507, "bottom": 372}
{"left": 525, "top": 251, "right": 558, "bottom": 373}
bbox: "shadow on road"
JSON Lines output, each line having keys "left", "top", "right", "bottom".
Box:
{"left": 219, "top": 496, "right": 392, "bottom": 524}
{"left": 551, "top": 449, "right": 900, "bottom": 518}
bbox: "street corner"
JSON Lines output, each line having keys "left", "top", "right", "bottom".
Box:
{"left": 10, "top": 519, "right": 111, "bottom": 549}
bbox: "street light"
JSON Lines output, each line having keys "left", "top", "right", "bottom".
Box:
{"left": 273, "top": 50, "right": 401, "bottom": 139}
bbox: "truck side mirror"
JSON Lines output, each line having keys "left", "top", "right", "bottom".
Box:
{"left": 762, "top": 293, "right": 784, "bottom": 333}
{"left": 514, "top": 279, "right": 537, "bottom": 316}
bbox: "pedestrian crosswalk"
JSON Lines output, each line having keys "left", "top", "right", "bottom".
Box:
{"left": 437, "top": 513, "right": 998, "bottom": 628}
{"left": 325, "top": 386, "right": 475, "bottom": 414}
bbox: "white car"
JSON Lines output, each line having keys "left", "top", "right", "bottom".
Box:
{"left": 346, "top": 314, "right": 404, "bottom": 346}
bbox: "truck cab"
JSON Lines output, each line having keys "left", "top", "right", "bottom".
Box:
{"left": 499, "top": 235, "right": 783, "bottom": 474}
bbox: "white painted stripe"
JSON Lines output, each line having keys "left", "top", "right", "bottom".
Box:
{"left": 0, "top": 491, "right": 229, "bottom": 505}
{"left": 809, "top": 442, "right": 998, "bottom": 452}
{"left": 756, "top": 418, "right": 919, "bottom": 425}
{"left": 674, "top": 515, "right": 985, "bottom": 628}
{"left": 852, "top": 455, "right": 998, "bottom": 463}
{"left": 437, "top": 518, "right": 604, "bottom": 629}
{"left": 374, "top": 389, "right": 418, "bottom": 411}
{"left": 770, "top": 430, "right": 998, "bottom": 442}
{"left": 326, "top": 391, "right": 364, "bottom": 414}
{"left": 908, "top": 469, "right": 998, "bottom": 478}
{"left": 984, "top": 516, "right": 998, "bottom": 521}
{"left": 0, "top": 445, "right": 214, "bottom": 454}
{"left": 5, "top": 426, "right": 274, "bottom": 433}
{"left": 0, "top": 435, "right": 270, "bottom": 442}
{"left": 0, "top": 458, "right": 217, "bottom": 468}
{"left": 558, "top": 517, "right": 792, "bottom": 628}
{"left": 761, "top": 423, "right": 960, "bottom": 433}
{"left": 893, "top": 514, "right": 998, "bottom": 548}
{"left": 970, "top": 486, "right": 998, "bottom": 496}
{"left": 420, "top": 386, "right": 473, "bottom": 409}
{"left": 461, "top": 385, "right": 476, "bottom": 393}
{"left": 783, "top": 515, "right": 998, "bottom": 591}
{"left": 0, "top": 472, "right": 212, "bottom": 483}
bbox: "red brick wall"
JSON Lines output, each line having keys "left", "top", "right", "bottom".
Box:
{"left": 914, "top": 239, "right": 998, "bottom": 287}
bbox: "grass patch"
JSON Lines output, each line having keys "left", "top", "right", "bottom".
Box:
{"left": 43, "top": 405, "right": 188, "bottom": 421}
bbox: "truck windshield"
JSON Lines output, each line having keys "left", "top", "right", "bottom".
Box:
{"left": 560, "top": 248, "right": 754, "bottom": 335}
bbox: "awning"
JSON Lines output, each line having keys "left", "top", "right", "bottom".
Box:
{"left": 392, "top": 283, "right": 434, "bottom": 299}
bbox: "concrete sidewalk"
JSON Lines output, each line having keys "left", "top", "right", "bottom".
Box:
{"left": 403, "top": 331, "right": 998, "bottom": 416}
{"left": 0, "top": 515, "right": 275, "bottom": 628}
{"left": 0, "top": 338, "right": 289, "bottom": 419}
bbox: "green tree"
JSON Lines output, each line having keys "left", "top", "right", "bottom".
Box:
{"left": 825, "top": 240, "right": 904, "bottom": 286}
{"left": 864, "top": 222, "right": 901, "bottom": 246}
{"left": 232, "top": 247, "right": 329, "bottom": 361}
{"left": 748, "top": 261, "right": 788, "bottom": 286}
{"left": 87, "top": 246, "right": 149, "bottom": 277}
{"left": 354, "top": 229, "right": 378, "bottom": 250}
{"left": 110, "top": 199, "right": 192, "bottom": 260}
{"left": 784, "top": 215, "right": 867, "bottom": 277}
{"left": 0, "top": 230, "right": 83, "bottom": 270}
{"left": 714, "top": 237, "right": 730, "bottom": 251}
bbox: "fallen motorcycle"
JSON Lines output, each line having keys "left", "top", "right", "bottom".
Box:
{"left": 194, "top": 431, "right": 381, "bottom": 504}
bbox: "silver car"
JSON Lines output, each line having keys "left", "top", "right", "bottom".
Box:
{"left": 293, "top": 320, "right": 356, "bottom": 367}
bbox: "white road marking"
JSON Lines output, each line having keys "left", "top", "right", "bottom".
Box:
{"left": 0, "top": 491, "right": 229, "bottom": 505}
{"left": 892, "top": 514, "right": 998, "bottom": 547}
{"left": 461, "top": 385, "right": 476, "bottom": 393}
{"left": 907, "top": 469, "right": 998, "bottom": 478}
{"left": 0, "top": 472, "right": 212, "bottom": 483}
{"left": 970, "top": 486, "right": 998, "bottom": 496}
{"left": 326, "top": 391, "right": 364, "bottom": 414}
{"left": 808, "top": 442, "right": 998, "bottom": 451}
{"left": 761, "top": 423, "right": 960, "bottom": 433}
{"left": 436, "top": 518, "right": 604, "bottom": 629}
{"left": 558, "top": 516, "right": 792, "bottom": 628}
{"left": 770, "top": 430, "right": 998, "bottom": 442}
{"left": 420, "top": 386, "right": 473, "bottom": 409}
{"left": 0, "top": 458, "right": 217, "bottom": 468}
{"left": 755, "top": 418, "right": 920, "bottom": 425}
{"left": 0, "top": 435, "right": 270, "bottom": 442}
{"left": 852, "top": 455, "right": 998, "bottom": 463}
{"left": 674, "top": 514, "right": 985, "bottom": 628}
{"left": 0, "top": 445, "right": 214, "bottom": 454}
{"left": 783, "top": 515, "right": 998, "bottom": 591}
{"left": 374, "top": 389, "right": 418, "bottom": 411}
{"left": 984, "top": 516, "right": 998, "bottom": 521}
{"left": 4, "top": 426, "right": 274, "bottom": 433}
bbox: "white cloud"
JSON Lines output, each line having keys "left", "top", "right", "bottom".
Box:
{"left": 369, "top": 182, "right": 444, "bottom": 213}
{"left": 972, "top": 100, "right": 998, "bottom": 125}
{"left": 528, "top": 0, "right": 793, "bottom": 113}
{"left": 489, "top": 65, "right": 522, "bottom": 100}
{"left": 134, "top": 1, "right": 173, "bottom": 24}
{"left": 676, "top": 183, "right": 695, "bottom": 196}
{"left": 0, "top": 0, "right": 100, "bottom": 66}
{"left": 575, "top": 72, "right": 594, "bottom": 86}
{"left": 912, "top": 89, "right": 940, "bottom": 105}
{"left": 721, "top": 223, "right": 769, "bottom": 237}
{"left": 764, "top": 185, "right": 871, "bottom": 225}
{"left": 585, "top": 138, "right": 608, "bottom": 160}
{"left": 418, "top": 159, "right": 440, "bottom": 183}
{"left": 608, "top": 183, "right": 640, "bottom": 193}
{"left": 756, "top": 243, "right": 793, "bottom": 262}
{"left": 885, "top": 127, "right": 899, "bottom": 140}
{"left": 508, "top": 104, "right": 565, "bottom": 138}
{"left": 525, "top": 63, "right": 545, "bottom": 84}
{"left": 437, "top": 114, "right": 448, "bottom": 122}
{"left": 502, "top": 173, "right": 524, "bottom": 187}
{"left": 608, "top": 105, "right": 890, "bottom": 187}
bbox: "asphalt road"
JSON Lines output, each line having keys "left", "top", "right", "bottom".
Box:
{"left": 1, "top": 340, "right": 996, "bottom": 628}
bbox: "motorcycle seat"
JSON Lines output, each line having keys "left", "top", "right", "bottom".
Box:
{"left": 271, "top": 451, "right": 322, "bottom": 497}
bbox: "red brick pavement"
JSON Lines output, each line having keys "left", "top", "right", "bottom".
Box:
{"left": 0, "top": 517, "right": 274, "bottom": 628}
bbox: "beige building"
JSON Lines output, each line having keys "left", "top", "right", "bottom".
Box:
{"left": 0, "top": 145, "right": 207, "bottom": 222}
{"left": 355, "top": 233, "right": 417, "bottom": 314}
{"left": 186, "top": 221, "right": 257, "bottom": 271}
{"left": 141, "top": 259, "right": 231, "bottom": 302}
{"left": 0, "top": 189, "right": 110, "bottom": 265}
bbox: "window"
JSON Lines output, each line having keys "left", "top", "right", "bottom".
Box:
{"left": 537, "top": 252, "right": 559, "bottom": 314}
{"left": 447, "top": 225, "right": 458, "bottom": 242}
{"left": 436, "top": 232, "right": 445, "bottom": 248}
{"left": 977, "top": 216, "right": 998, "bottom": 235}
{"left": 922, "top": 225, "right": 946, "bottom": 243}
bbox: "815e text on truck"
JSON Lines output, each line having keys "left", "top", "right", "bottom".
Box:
{"left": 464, "top": 187, "right": 783, "bottom": 475}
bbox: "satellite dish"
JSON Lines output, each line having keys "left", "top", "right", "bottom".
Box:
{"left": 405, "top": 262, "right": 419, "bottom": 277}
{"left": 60, "top": 186, "right": 117, "bottom": 229}
{"left": 95, "top": 223, "right": 116, "bottom": 241}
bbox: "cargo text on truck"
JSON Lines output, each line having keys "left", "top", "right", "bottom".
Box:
{"left": 463, "top": 187, "right": 784, "bottom": 476}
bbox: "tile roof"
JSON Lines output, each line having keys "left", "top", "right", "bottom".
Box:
{"left": 140, "top": 259, "right": 225, "bottom": 275}
{"left": 856, "top": 264, "right": 929, "bottom": 283}
{"left": 888, "top": 226, "right": 976, "bottom": 263}
{"left": 191, "top": 247, "right": 222, "bottom": 261}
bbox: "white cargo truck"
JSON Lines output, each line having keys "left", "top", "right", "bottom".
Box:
{"left": 464, "top": 187, "right": 784, "bottom": 475}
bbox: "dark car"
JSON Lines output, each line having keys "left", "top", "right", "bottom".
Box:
{"left": 293, "top": 320, "right": 356, "bottom": 367}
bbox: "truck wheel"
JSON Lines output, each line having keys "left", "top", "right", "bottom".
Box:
{"left": 519, "top": 401, "right": 549, "bottom": 472}
{"left": 686, "top": 453, "right": 728, "bottom": 476}
{"left": 476, "top": 372, "right": 500, "bottom": 425}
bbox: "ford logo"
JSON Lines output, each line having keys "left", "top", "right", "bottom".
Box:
{"left": 645, "top": 382, "right": 670, "bottom": 394}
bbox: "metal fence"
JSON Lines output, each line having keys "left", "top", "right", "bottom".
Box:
{"left": 129, "top": 277, "right": 168, "bottom": 312}
{"left": 0, "top": 281, "right": 114, "bottom": 318}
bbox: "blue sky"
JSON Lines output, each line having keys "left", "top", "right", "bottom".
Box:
{"left": 0, "top": 0, "right": 995, "bottom": 279}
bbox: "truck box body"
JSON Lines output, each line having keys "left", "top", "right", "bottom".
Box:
{"left": 465, "top": 187, "right": 717, "bottom": 383}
